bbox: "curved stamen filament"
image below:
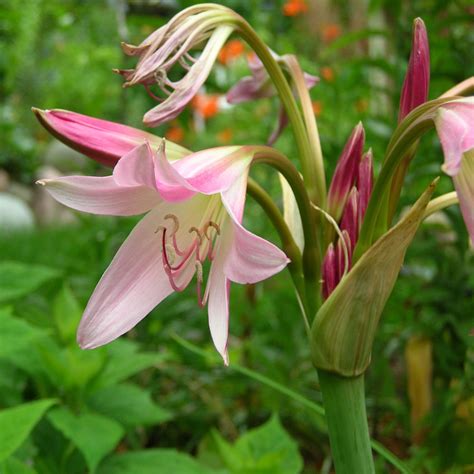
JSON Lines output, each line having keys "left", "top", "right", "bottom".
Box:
{"left": 203, "top": 221, "right": 220, "bottom": 260}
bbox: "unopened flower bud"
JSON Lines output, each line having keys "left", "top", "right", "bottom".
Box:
{"left": 398, "top": 18, "right": 430, "bottom": 122}
{"left": 322, "top": 243, "right": 336, "bottom": 300}
{"left": 32, "top": 108, "right": 187, "bottom": 167}
{"left": 356, "top": 149, "right": 373, "bottom": 222}
{"left": 327, "top": 122, "right": 365, "bottom": 221}
{"left": 340, "top": 188, "right": 360, "bottom": 250}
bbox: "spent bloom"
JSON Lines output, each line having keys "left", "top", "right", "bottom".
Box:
{"left": 227, "top": 51, "right": 318, "bottom": 144}
{"left": 116, "top": 5, "right": 238, "bottom": 127}
{"left": 37, "top": 141, "right": 288, "bottom": 363}
{"left": 434, "top": 97, "right": 474, "bottom": 243}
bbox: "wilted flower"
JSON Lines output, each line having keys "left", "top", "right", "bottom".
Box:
{"left": 227, "top": 51, "right": 318, "bottom": 144}
{"left": 116, "top": 5, "right": 238, "bottom": 126}
{"left": 37, "top": 142, "right": 289, "bottom": 363}
{"left": 434, "top": 97, "right": 474, "bottom": 243}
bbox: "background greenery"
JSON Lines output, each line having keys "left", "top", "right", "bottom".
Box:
{"left": 0, "top": 0, "right": 473, "bottom": 472}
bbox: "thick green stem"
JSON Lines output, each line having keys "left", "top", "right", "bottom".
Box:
{"left": 318, "top": 370, "right": 375, "bottom": 473}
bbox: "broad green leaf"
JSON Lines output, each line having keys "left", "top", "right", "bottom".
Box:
{"left": 312, "top": 181, "right": 436, "bottom": 376}
{"left": 212, "top": 415, "right": 303, "bottom": 474}
{"left": 0, "top": 309, "right": 47, "bottom": 358}
{"left": 0, "top": 399, "right": 56, "bottom": 462}
{"left": 0, "top": 457, "right": 38, "bottom": 474}
{"left": 97, "top": 339, "right": 166, "bottom": 387}
{"left": 48, "top": 407, "right": 123, "bottom": 473}
{"left": 98, "top": 449, "right": 219, "bottom": 474}
{"left": 87, "top": 383, "right": 172, "bottom": 427}
{"left": 52, "top": 285, "right": 82, "bottom": 344}
{"left": 0, "top": 262, "right": 60, "bottom": 303}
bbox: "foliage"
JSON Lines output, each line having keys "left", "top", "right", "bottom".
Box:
{"left": 1, "top": 0, "right": 473, "bottom": 472}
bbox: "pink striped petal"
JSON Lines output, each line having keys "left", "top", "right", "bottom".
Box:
{"left": 453, "top": 151, "right": 474, "bottom": 244}
{"left": 36, "top": 175, "right": 159, "bottom": 216}
{"left": 207, "top": 248, "right": 230, "bottom": 365}
{"left": 77, "top": 205, "right": 195, "bottom": 349}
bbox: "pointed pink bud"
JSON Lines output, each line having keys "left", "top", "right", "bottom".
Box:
{"left": 340, "top": 187, "right": 360, "bottom": 249}
{"left": 327, "top": 122, "right": 365, "bottom": 221}
{"left": 322, "top": 243, "right": 337, "bottom": 300}
{"left": 357, "top": 149, "right": 374, "bottom": 221}
{"left": 398, "top": 18, "right": 430, "bottom": 122}
{"left": 335, "top": 230, "right": 352, "bottom": 282}
{"left": 33, "top": 108, "right": 187, "bottom": 167}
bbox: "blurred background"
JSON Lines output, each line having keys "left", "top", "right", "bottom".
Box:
{"left": 0, "top": 0, "right": 473, "bottom": 472}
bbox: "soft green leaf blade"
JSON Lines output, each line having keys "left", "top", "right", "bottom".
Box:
{"left": 0, "top": 457, "right": 38, "bottom": 474}
{"left": 87, "top": 383, "right": 172, "bottom": 427}
{"left": 98, "top": 339, "right": 166, "bottom": 387}
{"left": 233, "top": 415, "right": 303, "bottom": 474}
{"left": 52, "top": 285, "right": 82, "bottom": 344}
{"left": 0, "top": 309, "right": 47, "bottom": 358}
{"left": 0, "top": 399, "right": 56, "bottom": 462}
{"left": 48, "top": 407, "right": 123, "bottom": 473}
{"left": 312, "top": 181, "right": 437, "bottom": 376}
{"left": 0, "top": 262, "right": 60, "bottom": 303}
{"left": 98, "top": 449, "right": 220, "bottom": 474}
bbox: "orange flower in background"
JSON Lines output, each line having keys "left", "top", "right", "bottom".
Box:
{"left": 191, "top": 94, "right": 220, "bottom": 119}
{"left": 218, "top": 39, "right": 245, "bottom": 65}
{"left": 283, "top": 0, "right": 308, "bottom": 17}
{"left": 217, "top": 128, "right": 233, "bottom": 144}
{"left": 312, "top": 100, "right": 323, "bottom": 117}
{"left": 321, "top": 66, "right": 335, "bottom": 82}
{"left": 165, "top": 125, "right": 184, "bottom": 143}
{"left": 322, "top": 23, "right": 342, "bottom": 43}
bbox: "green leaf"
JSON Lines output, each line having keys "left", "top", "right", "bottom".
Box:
{"left": 98, "top": 449, "right": 220, "bottom": 474}
{"left": 52, "top": 285, "right": 82, "bottom": 344}
{"left": 0, "top": 309, "right": 47, "bottom": 358}
{"left": 48, "top": 407, "right": 123, "bottom": 473}
{"left": 0, "top": 399, "right": 56, "bottom": 462}
{"left": 212, "top": 415, "right": 303, "bottom": 474}
{"left": 98, "top": 339, "right": 166, "bottom": 387}
{"left": 312, "top": 181, "right": 437, "bottom": 376}
{"left": 0, "top": 457, "right": 38, "bottom": 474}
{"left": 87, "top": 383, "right": 172, "bottom": 427}
{"left": 0, "top": 262, "right": 60, "bottom": 303}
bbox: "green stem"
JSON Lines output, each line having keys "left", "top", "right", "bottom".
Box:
{"left": 246, "top": 178, "right": 310, "bottom": 324}
{"left": 252, "top": 147, "right": 321, "bottom": 316}
{"left": 237, "top": 20, "right": 321, "bottom": 206}
{"left": 318, "top": 370, "right": 375, "bottom": 473}
{"left": 423, "top": 191, "right": 458, "bottom": 218}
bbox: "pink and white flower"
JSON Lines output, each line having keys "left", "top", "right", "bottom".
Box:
{"left": 37, "top": 142, "right": 289, "bottom": 363}
{"left": 434, "top": 97, "right": 474, "bottom": 243}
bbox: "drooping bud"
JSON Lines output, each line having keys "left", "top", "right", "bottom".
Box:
{"left": 398, "top": 18, "right": 430, "bottom": 122}
{"left": 32, "top": 108, "right": 188, "bottom": 167}
{"left": 327, "top": 122, "right": 365, "bottom": 221}
{"left": 357, "top": 149, "right": 374, "bottom": 222}
{"left": 340, "top": 188, "right": 360, "bottom": 250}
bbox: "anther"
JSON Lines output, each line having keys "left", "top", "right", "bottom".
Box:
{"left": 189, "top": 226, "right": 203, "bottom": 244}
{"left": 164, "top": 214, "right": 180, "bottom": 235}
{"left": 204, "top": 221, "right": 220, "bottom": 240}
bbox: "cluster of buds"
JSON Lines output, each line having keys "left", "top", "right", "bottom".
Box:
{"left": 322, "top": 123, "right": 373, "bottom": 299}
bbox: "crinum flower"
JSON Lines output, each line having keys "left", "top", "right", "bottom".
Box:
{"left": 37, "top": 141, "right": 289, "bottom": 363}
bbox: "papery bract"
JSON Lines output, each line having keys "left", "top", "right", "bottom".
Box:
{"left": 37, "top": 142, "right": 289, "bottom": 363}
{"left": 434, "top": 97, "right": 474, "bottom": 243}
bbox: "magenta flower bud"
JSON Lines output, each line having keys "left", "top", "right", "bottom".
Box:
{"left": 340, "top": 187, "right": 360, "bottom": 250}
{"left": 327, "top": 122, "right": 365, "bottom": 221}
{"left": 322, "top": 243, "right": 337, "bottom": 300}
{"left": 356, "top": 149, "right": 374, "bottom": 222}
{"left": 32, "top": 108, "right": 187, "bottom": 167}
{"left": 398, "top": 18, "right": 430, "bottom": 122}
